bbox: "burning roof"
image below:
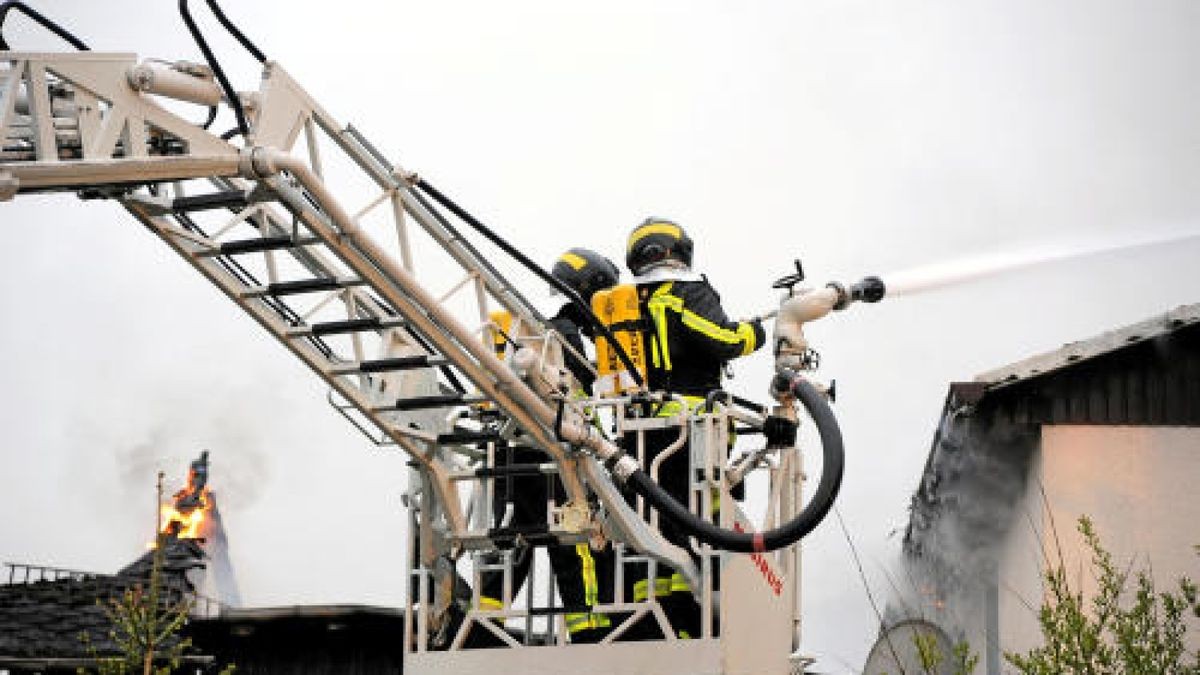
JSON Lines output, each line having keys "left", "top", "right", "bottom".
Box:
{"left": 0, "top": 451, "right": 234, "bottom": 666}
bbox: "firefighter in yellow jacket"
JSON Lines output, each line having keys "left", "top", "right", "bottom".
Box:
{"left": 624, "top": 217, "right": 765, "bottom": 638}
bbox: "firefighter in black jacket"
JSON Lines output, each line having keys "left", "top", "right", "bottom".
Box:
{"left": 478, "top": 248, "right": 619, "bottom": 644}
{"left": 624, "top": 217, "right": 766, "bottom": 638}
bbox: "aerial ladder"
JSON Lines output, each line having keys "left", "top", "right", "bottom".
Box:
{"left": 0, "top": 3, "right": 885, "bottom": 672}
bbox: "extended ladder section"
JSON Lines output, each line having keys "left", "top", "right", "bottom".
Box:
{"left": 1, "top": 48, "right": 809, "bottom": 674}
{"left": 0, "top": 50, "right": 599, "bottom": 544}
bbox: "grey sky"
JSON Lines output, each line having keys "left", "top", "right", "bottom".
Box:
{"left": 1, "top": 1, "right": 1198, "bottom": 671}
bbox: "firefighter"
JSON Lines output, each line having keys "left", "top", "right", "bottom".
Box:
{"left": 478, "top": 248, "right": 619, "bottom": 644}
{"left": 548, "top": 247, "right": 621, "bottom": 391}
{"left": 623, "top": 217, "right": 765, "bottom": 639}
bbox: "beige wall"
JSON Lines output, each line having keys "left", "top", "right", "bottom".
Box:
{"left": 998, "top": 425, "right": 1200, "bottom": 661}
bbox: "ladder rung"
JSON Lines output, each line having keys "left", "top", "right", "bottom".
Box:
{"left": 330, "top": 355, "right": 448, "bottom": 375}
{"left": 377, "top": 394, "right": 479, "bottom": 412}
{"left": 288, "top": 317, "right": 406, "bottom": 337}
{"left": 487, "top": 525, "right": 556, "bottom": 549}
{"left": 472, "top": 463, "right": 556, "bottom": 478}
{"left": 171, "top": 190, "right": 249, "bottom": 213}
{"left": 437, "top": 431, "right": 506, "bottom": 445}
{"left": 200, "top": 235, "right": 321, "bottom": 257}
{"left": 240, "top": 276, "right": 364, "bottom": 298}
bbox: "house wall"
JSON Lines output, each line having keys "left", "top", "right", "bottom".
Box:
{"left": 998, "top": 425, "right": 1200, "bottom": 662}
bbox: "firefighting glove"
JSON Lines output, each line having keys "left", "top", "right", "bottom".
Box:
{"left": 763, "top": 415, "right": 798, "bottom": 449}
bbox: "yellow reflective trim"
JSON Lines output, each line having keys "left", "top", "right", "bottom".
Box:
{"left": 678, "top": 630, "right": 692, "bottom": 639}
{"left": 669, "top": 572, "right": 691, "bottom": 593}
{"left": 680, "top": 308, "right": 742, "bottom": 345}
{"left": 628, "top": 222, "right": 683, "bottom": 252}
{"left": 737, "top": 321, "right": 757, "bottom": 355}
{"left": 479, "top": 596, "right": 503, "bottom": 610}
{"left": 633, "top": 579, "right": 648, "bottom": 602}
{"left": 656, "top": 400, "right": 683, "bottom": 418}
{"left": 654, "top": 394, "right": 706, "bottom": 419}
{"left": 633, "top": 577, "right": 672, "bottom": 601}
{"left": 567, "top": 613, "right": 613, "bottom": 633}
{"left": 559, "top": 252, "right": 588, "bottom": 270}
{"left": 646, "top": 283, "right": 679, "bottom": 371}
{"left": 576, "top": 543, "right": 598, "bottom": 606}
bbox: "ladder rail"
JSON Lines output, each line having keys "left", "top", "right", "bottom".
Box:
{"left": 248, "top": 155, "right": 593, "bottom": 510}
{"left": 256, "top": 63, "right": 548, "bottom": 330}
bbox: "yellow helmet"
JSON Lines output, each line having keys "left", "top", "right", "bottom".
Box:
{"left": 625, "top": 218, "right": 693, "bottom": 275}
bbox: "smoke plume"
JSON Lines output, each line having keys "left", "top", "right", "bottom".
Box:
{"left": 882, "top": 405, "right": 1037, "bottom": 649}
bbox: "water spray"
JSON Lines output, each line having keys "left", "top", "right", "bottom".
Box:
{"left": 882, "top": 229, "right": 1200, "bottom": 298}
{"left": 766, "top": 230, "right": 1199, "bottom": 368}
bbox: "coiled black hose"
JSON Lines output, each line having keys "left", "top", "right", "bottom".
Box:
{"left": 624, "top": 372, "right": 844, "bottom": 553}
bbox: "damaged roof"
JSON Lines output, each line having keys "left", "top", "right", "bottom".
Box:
{"left": 975, "top": 303, "right": 1200, "bottom": 391}
{"left": 0, "top": 538, "right": 208, "bottom": 665}
{"left": 904, "top": 302, "right": 1200, "bottom": 553}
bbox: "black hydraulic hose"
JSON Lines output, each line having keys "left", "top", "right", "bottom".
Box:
{"left": 178, "top": 0, "right": 250, "bottom": 139}
{"left": 623, "top": 373, "right": 843, "bottom": 553}
{"left": 0, "top": 1, "right": 89, "bottom": 51}
{"left": 201, "top": 105, "right": 218, "bottom": 130}
{"left": 414, "top": 178, "right": 646, "bottom": 389}
{"left": 203, "top": 0, "right": 267, "bottom": 63}
{"left": 406, "top": 187, "right": 545, "bottom": 324}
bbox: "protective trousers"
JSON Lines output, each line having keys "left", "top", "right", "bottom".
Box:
{"left": 621, "top": 422, "right": 706, "bottom": 640}
{"left": 478, "top": 446, "right": 614, "bottom": 643}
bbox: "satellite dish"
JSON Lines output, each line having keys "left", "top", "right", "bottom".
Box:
{"left": 862, "top": 619, "right": 956, "bottom": 675}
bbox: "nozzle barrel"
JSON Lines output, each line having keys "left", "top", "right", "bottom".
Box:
{"left": 849, "top": 276, "right": 886, "bottom": 304}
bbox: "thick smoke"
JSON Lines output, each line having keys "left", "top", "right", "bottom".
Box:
{"left": 881, "top": 405, "right": 1036, "bottom": 649}
{"left": 202, "top": 499, "right": 243, "bottom": 607}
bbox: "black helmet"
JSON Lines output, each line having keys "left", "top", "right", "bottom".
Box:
{"left": 551, "top": 248, "right": 620, "bottom": 303}
{"left": 625, "top": 218, "right": 693, "bottom": 276}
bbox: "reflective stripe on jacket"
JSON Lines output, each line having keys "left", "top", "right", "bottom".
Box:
{"left": 639, "top": 279, "right": 765, "bottom": 395}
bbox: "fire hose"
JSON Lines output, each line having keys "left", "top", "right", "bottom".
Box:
{"left": 411, "top": 177, "right": 853, "bottom": 554}
{"left": 613, "top": 370, "right": 844, "bottom": 553}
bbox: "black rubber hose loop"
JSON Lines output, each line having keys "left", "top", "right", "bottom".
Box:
{"left": 624, "top": 374, "right": 843, "bottom": 553}
{"left": 553, "top": 400, "right": 566, "bottom": 442}
{"left": 201, "top": 105, "right": 218, "bottom": 130}
{"left": 179, "top": 0, "right": 250, "bottom": 138}
{"left": 0, "top": 1, "right": 89, "bottom": 51}
{"left": 703, "top": 389, "right": 728, "bottom": 413}
{"left": 203, "top": 0, "right": 266, "bottom": 63}
{"left": 414, "top": 178, "right": 646, "bottom": 389}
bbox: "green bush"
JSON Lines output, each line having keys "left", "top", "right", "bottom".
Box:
{"left": 1005, "top": 516, "right": 1199, "bottom": 675}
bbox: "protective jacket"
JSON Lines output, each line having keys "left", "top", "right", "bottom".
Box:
{"left": 618, "top": 275, "right": 764, "bottom": 639}
{"left": 638, "top": 278, "right": 765, "bottom": 396}
{"left": 549, "top": 302, "right": 596, "bottom": 391}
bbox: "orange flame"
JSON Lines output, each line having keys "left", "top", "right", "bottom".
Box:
{"left": 160, "top": 487, "right": 212, "bottom": 540}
